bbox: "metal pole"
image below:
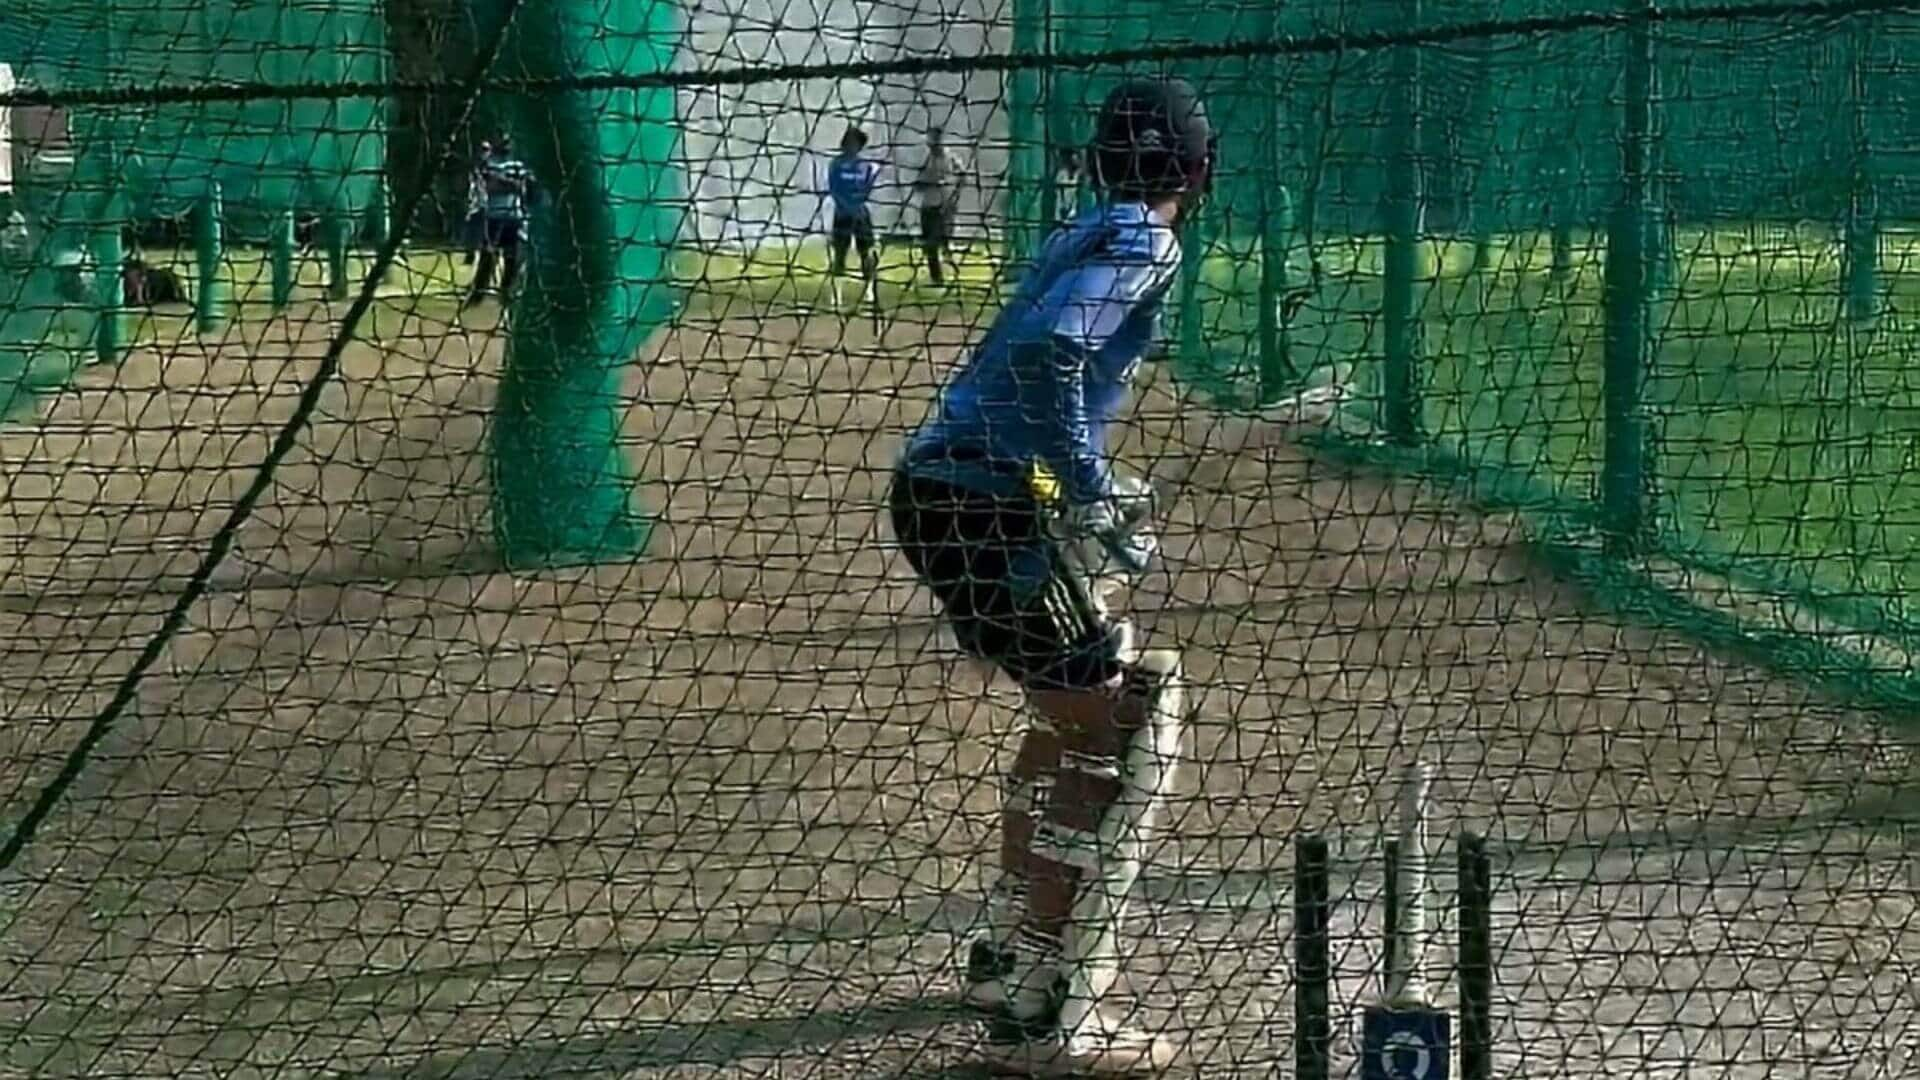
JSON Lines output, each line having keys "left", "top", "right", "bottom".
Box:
{"left": 1294, "top": 833, "right": 1332, "bottom": 1080}
{"left": 1459, "top": 831, "right": 1494, "bottom": 1080}
{"left": 270, "top": 209, "right": 297, "bottom": 311}
{"left": 1844, "top": 19, "right": 1878, "bottom": 323}
{"left": 1257, "top": 0, "right": 1295, "bottom": 404}
{"left": 1384, "top": 761, "right": 1430, "bottom": 1005}
{"left": 1600, "top": 0, "right": 1655, "bottom": 554}
{"left": 1382, "top": 0, "right": 1424, "bottom": 445}
{"left": 195, "top": 181, "right": 227, "bottom": 333}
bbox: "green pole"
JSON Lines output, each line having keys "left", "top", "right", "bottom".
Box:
{"left": 1258, "top": 186, "right": 1295, "bottom": 404}
{"left": 1381, "top": 0, "right": 1423, "bottom": 445}
{"left": 1006, "top": 0, "right": 1046, "bottom": 276}
{"left": 323, "top": 203, "right": 351, "bottom": 301}
{"left": 195, "top": 181, "right": 227, "bottom": 333}
{"left": 270, "top": 208, "right": 296, "bottom": 311}
{"left": 78, "top": 134, "right": 124, "bottom": 366}
{"left": 89, "top": 198, "right": 125, "bottom": 367}
{"left": 1255, "top": 0, "right": 1294, "bottom": 404}
{"left": 1601, "top": 0, "right": 1655, "bottom": 554}
{"left": 1036, "top": 0, "right": 1062, "bottom": 233}
{"left": 368, "top": 176, "right": 393, "bottom": 285}
{"left": 1464, "top": 41, "right": 1497, "bottom": 276}
{"left": 1177, "top": 201, "right": 1210, "bottom": 367}
{"left": 488, "top": 0, "right": 677, "bottom": 567}
{"left": 1844, "top": 21, "right": 1878, "bottom": 323}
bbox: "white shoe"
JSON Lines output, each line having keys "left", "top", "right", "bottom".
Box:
{"left": 982, "top": 1006, "right": 1181, "bottom": 1077}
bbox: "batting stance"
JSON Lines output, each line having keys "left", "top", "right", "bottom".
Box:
{"left": 888, "top": 77, "right": 1216, "bottom": 1076}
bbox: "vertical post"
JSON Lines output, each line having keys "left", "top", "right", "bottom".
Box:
{"left": 89, "top": 203, "right": 125, "bottom": 367}
{"left": 1258, "top": 187, "right": 1295, "bottom": 403}
{"left": 1005, "top": 0, "right": 1047, "bottom": 276}
{"left": 1036, "top": 0, "right": 1062, "bottom": 233}
{"left": 79, "top": 134, "right": 125, "bottom": 367}
{"left": 1257, "top": 0, "right": 1295, "bottom": 403}
{"left": 1294, "top": 834, "right": 1332, "bottom": 1080}
{"left": 368, "top": 176, "right": 393, "bottom": 285}
{"left": 1363, "top": 760, "right": 1451, "bottom": 1078}
{"left": 323, "top": 207, "right": 351, "bottom": 301}
{"left": 270, "top": 208, "right": 297, "bottom": 311}
{"left": 195, "top": 181, "right": 227, "bottom": 333}
{"left": 1844, "top": 19, "right": 1877, "bottom": 323}
{"left": 1384, "top": 761, "right": 1429, "bottom": 1005}
{"left": 1459, "top": 831, "right": 1494, "bottom": 1080}
{"left": 1464, "top": 41, "right": 1497, "bottom": 277}
{"left": 1382, "top": 0, "right": 1424, "bottom": 445}
{"left": 1177, "top": 200, "right": 1210, "bottom": 365}
{"left": 1601, "top": 0, "right": 1655, "bottom": 554}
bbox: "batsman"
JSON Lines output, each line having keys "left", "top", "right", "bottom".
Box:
{"left": 889, "top": 77, "right": 1343, "bottom": 1075}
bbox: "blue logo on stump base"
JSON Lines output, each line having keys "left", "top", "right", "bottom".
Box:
{"left": 1361, "top": 1005, "right": 1450, "bottom": 1080}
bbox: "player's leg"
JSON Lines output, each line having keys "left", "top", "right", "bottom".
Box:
{"left": 497, "top": 225, "right": 524, "bottom": 300}
{"left": 982, "top": 644, "right": 1184, "bottom": 1076}
{"left": 828, "top": 213, "right": 853, "bottom": 312}
{"left": 856, "top": 213, "right": 879, "bottom": 305}
{"left": 920, "top": 206, "right": 946, "bottom": 286}
{"left": 892, "top": 472, "right": 1181, "bottom": 1075}
{"left": 934, "top": 204, "right": 957, "bottom": 274}
{"left": 887, "top": 470, "right": 1073, "bottom": 992}
{"left": 466, "top": 229, "right": 498, "bottom": 307}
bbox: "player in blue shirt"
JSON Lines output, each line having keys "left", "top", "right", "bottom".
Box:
{"left": 892, "top": 74, "right": 1350, "bottom": 1078}
{"left": 825, "top": 125, "right": 883, "bottom": 313}
{"left": 889, "top": 77, "right": 1213, "bottom": 1077}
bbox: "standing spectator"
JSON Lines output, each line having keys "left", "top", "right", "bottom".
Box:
{"left": 914, "top": 125, "right": 969, "bottom": 287}
{"left": 825, "top": 125, "right": 883, "bottom": 313}
{"left": 462, "top": 140, "right": 491, "bottom": 267}
{"left": 466, "top": 135, "right": 536, "bottom": 309}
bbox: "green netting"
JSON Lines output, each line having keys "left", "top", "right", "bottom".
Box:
{"left": 10, "top": 1, "right": 386, "bottom": 236}
{"left": 1, "top": 2, "right": 1919, "bottom": 1078}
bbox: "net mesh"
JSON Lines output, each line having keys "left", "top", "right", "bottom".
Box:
{"left": 1, "top": 0, "right": 1919, "bottom": 1077}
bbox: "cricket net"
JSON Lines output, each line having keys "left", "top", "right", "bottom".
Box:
{"left": 0, "top": 0, "right": 1917, "bottom": 1077}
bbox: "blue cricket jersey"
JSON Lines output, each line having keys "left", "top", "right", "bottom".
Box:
{"left": 828, "top": 153, "right": 882, "bottom": 217}
{"left": 901, "top": 201, "right": 1181, "bottom": 506}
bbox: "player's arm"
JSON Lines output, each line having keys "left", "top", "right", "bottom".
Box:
{"left": 1038, "top": 232, "right": 1178, "bottom": 568}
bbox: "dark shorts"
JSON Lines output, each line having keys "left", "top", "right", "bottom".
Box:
{"left": 889, "top": 467, "right": 1125, "bottom": 691}
{"left": 919, "top": 205, "right": 952, "bottom": 248}
{"left": 831, "top": 209, "right": 875, "bottom": 257}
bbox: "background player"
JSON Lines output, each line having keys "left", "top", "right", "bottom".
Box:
{"left": 914, "top": 124, "right": 969, "bottom": 287}
{"left": 825, "top": 124, "right": 883, "bottom": 313}
{"left": 465, "top": 134, "right": 537, "bottom": 309}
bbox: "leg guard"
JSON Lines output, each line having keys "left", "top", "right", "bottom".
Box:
{"left": 1032, "top": 649, "right": 1185, "bottom": 1036}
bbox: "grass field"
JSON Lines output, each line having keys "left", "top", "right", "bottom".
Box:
{"left": 0, "top": 241, "right": 1915, "bottom": 1077}
{"left": 1203, "top": 225, "right": 1920, "bottom": 625}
